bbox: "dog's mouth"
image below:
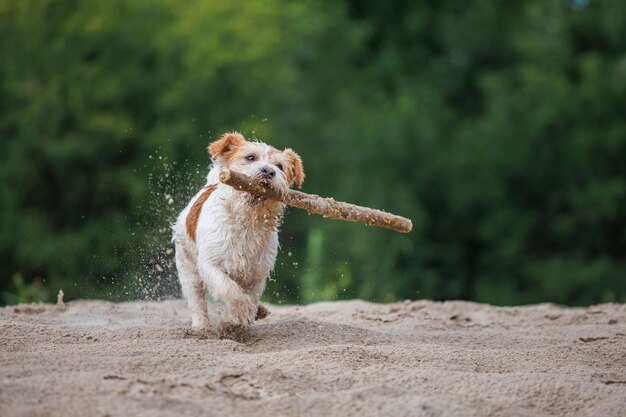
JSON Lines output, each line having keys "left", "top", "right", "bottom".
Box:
{"left": 254, "top": 173, "right": 280, "bottom": 192}
{"left": 241, "top": 174, "right": 283, "bottom": 205}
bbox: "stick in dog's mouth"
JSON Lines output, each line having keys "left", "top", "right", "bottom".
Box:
{"left": 219, "top": 168, "right": 413, "bottom": 233}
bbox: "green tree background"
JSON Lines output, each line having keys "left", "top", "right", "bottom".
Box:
{"left": 1, "top": 0, "right": 624, "bottom": 306}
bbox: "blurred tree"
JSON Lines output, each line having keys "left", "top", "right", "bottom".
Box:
{"left": 0, "top": 0, "right": 624, "bottom": 306}
{"left": 0, "top": 0, "right": 176, "bottom": 300}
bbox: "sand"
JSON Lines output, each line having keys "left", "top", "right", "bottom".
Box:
{"left": 1, "top": 299, "right": 625, "bottom": 417}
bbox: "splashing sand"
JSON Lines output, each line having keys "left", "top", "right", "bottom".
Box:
{"left": 1, "top": 299, "right": 625, "bottom": 416}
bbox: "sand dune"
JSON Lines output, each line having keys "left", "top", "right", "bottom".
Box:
{"left": 1, "top": 299, "right": 625, "bottom": 416}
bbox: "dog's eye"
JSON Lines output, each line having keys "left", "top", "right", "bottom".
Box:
{"left": 276, "top": 163, "right": 283, "bottom": 172}
{"left": 245, "top": 154, "right": 256, "bottom": 162}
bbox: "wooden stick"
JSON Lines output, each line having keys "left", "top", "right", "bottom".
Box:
{"left": 219, "top": 169, "right": 413, "bottom": 233}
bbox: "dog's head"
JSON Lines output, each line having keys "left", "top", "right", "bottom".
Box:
{"left": 209, "top": 132, "right": 305, "bottom": 194}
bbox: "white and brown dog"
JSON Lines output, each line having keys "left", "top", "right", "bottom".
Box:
{"left": 172, "top": 132, "right": 304, "bottom": 333}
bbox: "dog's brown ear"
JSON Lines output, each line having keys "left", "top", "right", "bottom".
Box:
{"left": 208, "top": 132, "right": 246, "bottom": 159}
{"left": 283, "top": 149, "right": 305, "bottom": 189}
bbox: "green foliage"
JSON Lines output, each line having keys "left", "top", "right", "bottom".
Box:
{"left": 0, "top": 0, "right": 624, "bottom": 306}
{"left": 2, "top": 274, "right": 49, "bottom": 305}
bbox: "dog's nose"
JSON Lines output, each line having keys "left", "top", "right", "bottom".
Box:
{"left": 260, "top": 166, "right": 276, "bottom": 179}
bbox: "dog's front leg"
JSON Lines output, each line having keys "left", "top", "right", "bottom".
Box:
{"left": 198, "top": 263, "right": 256, "bottom": 327}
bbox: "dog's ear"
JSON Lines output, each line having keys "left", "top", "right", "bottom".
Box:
{"left": 283, "top": 149, "right": 305, "bottom": 189}
{"left": 208, "top": 132, "right": 246, "bottom": 160}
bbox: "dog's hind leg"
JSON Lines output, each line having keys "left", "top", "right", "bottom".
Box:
{"left": 247, "top": 279, "right": 270, "bottom": 320}
{"left": 175, "top": 244, "right": 210, "bottom": 330}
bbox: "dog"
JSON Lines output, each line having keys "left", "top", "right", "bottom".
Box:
{"left": 172, "top": 132, "right": 304, "bottom": 334}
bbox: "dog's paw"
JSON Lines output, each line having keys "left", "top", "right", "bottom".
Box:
{"left": 190, "top": 314, "right": 211, "bottom": 333}
{"left": 230, "top": 296, "right": 256, "bottom": 327}
{"left": 255, "top": 304, "right": 270, "bottom": 320}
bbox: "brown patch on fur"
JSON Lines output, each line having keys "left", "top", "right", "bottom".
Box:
{"left": 208, "top": 132, "right": 246, "bottom": 161}
{"left": 283, "top": 149, "right": 305, "bottom": 188}
{"left": 186, "top": 184, "right": 218, "bottom": 242}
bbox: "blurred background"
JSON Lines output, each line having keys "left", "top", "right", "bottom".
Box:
{"left": 1, "top": 0, "right": 625, "bottom": 306}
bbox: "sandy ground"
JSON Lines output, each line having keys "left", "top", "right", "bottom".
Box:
{"left": 1, "top": 299, "right": 625, "bottom": 417}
